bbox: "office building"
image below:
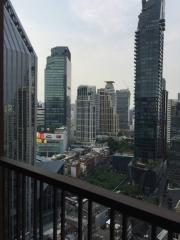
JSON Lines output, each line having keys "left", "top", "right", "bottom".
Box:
{"left": 45, "top": 47, "right": 71, "bottom": 140}
{"left": 76, "top": 86, "right": 96, "bottom": 145}
{"left": 96, "top": 82, "right": 118, "bottom": 137}
{"left": 71, "top": 103, "right": 76, "bottom": 142}
{"left": 36, "top": 128, "right": 68, "bottom": 157}
{"left": 4, "top": 0, "right": 37, "bottom": 164}
{"left": 161, "top": 79, "right": 168, "bottom": 158}
{"left": 37, "top": 102, "right": 45, "bottom": 130}
{"left": 167, "top": 100, "right": 173, "bottom": 144}
{"left": 116, "top": 89, "right": 130, "bottom": 131}
{"left": 2, "top": 0, "right": 37, "bottom": 238}
{"left": 134, "top": 0, "right": 166, "bottom": 162}
{"left": 171, "top": 99, "right": 180, "bottom": 139}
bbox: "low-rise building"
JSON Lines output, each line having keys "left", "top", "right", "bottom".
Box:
{"left": 112, "top": 153, "right": 134, "bottom": 173}
{"left": 36, "top": 129, "right": 68, "bottom": 157}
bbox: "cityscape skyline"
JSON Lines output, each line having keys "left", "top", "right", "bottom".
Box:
{"left": 11, "top": 0, "right": 180, "bottom": 104}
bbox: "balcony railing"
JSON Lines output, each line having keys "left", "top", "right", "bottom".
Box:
{"left": 0, "top": 157, "right": 180, "bottom": 240}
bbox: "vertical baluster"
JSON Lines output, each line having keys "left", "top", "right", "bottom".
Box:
{"left": 1, "top": 166, "right": 5, "bottom": 239}
{"left": 88, "top": 200, "right": 92, "bottom": 240}
{"left": 7, "top": 169, "right": 11, "bottom": 240}
{"left": 16, "top": 172, "right": 21, "bottom": 240}
{"left": 39, "top": 181, "right": 43, "bottom": 240}
{"left": 21, "top": 175, "right": 26, "bottom": 240}
{"left": 61, "top": 190, "right": 65, "bottom": 240}
{"left": 33, "top": 179, "right": 38, "bottom": 240}
{"left": 110, "top": 209, "right": 115, "bottom": 240}
{"left": 168, "top": 231, "right": 173, "bottom": 240}
{"left": 122, "top": 214, "right": 127, "bottom": 240}
{"left": 78, "top": 196, "right": 83, "bottom": 240}
{"left": 53, "top": 187, "right": 57, "bottom": 240}
{"left": 151, "top": 225, "right": 157, "bottom": 240}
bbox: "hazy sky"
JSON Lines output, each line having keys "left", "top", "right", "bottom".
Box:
{"left": 11, "top": 0, "right": 180, "bottom": 104}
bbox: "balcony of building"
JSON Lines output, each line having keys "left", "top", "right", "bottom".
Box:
{"left": 0, "top": 158, "right": 180, "bottom": 240}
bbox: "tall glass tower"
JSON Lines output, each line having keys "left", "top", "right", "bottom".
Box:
{"left": 134, "top": 0, "right": 166, "bottom": 162}
{"left": 2, "top": 1, "right": 37, "bottom": 239}
{"left": 3, "top": 0, "right": 37, "bottom": 164}
{"left": 45, "top": 47, "right": 71, "bottom": 140}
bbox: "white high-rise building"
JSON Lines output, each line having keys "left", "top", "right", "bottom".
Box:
{"left": 76, "top": 86, "right": 96, "bottom": 145}
{"left": 96, "top": 82, "right": 119, "bottom": 137}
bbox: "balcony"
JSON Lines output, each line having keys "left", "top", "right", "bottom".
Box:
{"left": 0, "top": 158, "right": 180, "bottom": 240}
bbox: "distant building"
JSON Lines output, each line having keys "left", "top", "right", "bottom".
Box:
{"left": 76, "top": 86, "right": 96, "bottom": 145}
{"left": 171, "top": 100, "right": 180, "bottom": 139}
{"left": 134, "top": 0, "right": 166, "bottom": 162}
{"left": 37, "top": 102, "right": 45, "bottom": 130}
{"left": 45, "top": 47, "right": 71, "bottom": 142}
{"left": 161, "top": 79, "right": 168, "bottom": 159}
{"left": 116, "top": 89, "right": 130, "bottom": 131}
{"left": 129, "top": 108, "right": 135, "bottom": 132}
{"left": 171, "top": 136, "right": 180, "bottom": 160}
{"left": 36, "top": 128, "right": 68, "bottom": 157}
{"left": 112, "top": 153, "right": 133, "bottom": 173}
{"left": 71, "top": 103, "right": 76, "bottom": 142}
{"left": 96, "top": 82, "right": 119, "bottom": 137}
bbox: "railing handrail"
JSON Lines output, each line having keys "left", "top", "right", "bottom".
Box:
{"left": 1, "top": 157, "right": 180, "bottom": 234}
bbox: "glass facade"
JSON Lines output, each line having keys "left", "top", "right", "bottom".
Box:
{"left": 134, "top": 0, "right": 166, "bottom": 161}
{"left": 116, "top": 89, "right": 130, "bottom": 131}
{"left": 4, "top": 1, "right": 37, "bottom": 165}
{"left": 3, "top": 1, "right": 37, "bottom": 239}
{"left": 45, "top": 47, "right": 71, "bottom": 141}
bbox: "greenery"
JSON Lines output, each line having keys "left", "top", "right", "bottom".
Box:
{"left": 87, "top": 167, "right": 126, "bottom": 190}
{"left": 120, "top": 184, "right": 142, "bottom": 197}
{"left": 107, "top": 138, "right": 134, "bottom": 154}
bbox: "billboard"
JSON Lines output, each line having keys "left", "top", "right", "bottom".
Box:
{"left": 37, "top": 132, "right": 63, "bottom": 143}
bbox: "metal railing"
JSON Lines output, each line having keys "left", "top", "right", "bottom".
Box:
{"left": 0, "top": 157, "right": 180, "bottom": 240}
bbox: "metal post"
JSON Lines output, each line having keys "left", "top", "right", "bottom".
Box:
{"left": 0, "top": 1, "right": 4, "bottom": 239}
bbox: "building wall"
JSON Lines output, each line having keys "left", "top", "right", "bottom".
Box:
{"left": 3, "top": 1, "right": 37, "bottom": 238}
{"left": 4, "top": 1, "right": 37, "bottom": 164}
{"left": 134, "top": 0, "right": 166, "bottom": 161}
{"left": 97, "top": 82, "right": 118, "bottom": 137}
{"left": 37, "top": 106, "right": 45, "bottom": 129}
{"left": 116, "top": 89, "right": 130, "bottom": 131}
{"left": 76, "top": 86, "right": 96, "bottom": 144}
{"left": 45, "top": 47, "right": 71, "bottom": 141}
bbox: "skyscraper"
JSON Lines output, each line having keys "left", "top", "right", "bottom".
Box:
{"left": 2, "top": 0, "right": 37, "bottom": 238}
{"left": 45, "top": 47, "right": 71, "bottom": 139}
{"left": 116, "top": 89, "right": 130, "bottom": 131}
{"left": 76, "top": 86, "right": 96, "bottom": 145}
{"left": 96, "top": 82, "right": 119, "bottom": 137}
{"left": 134, "top": 0, "right": 166, "bottom": 162}
{"left": 3, "top": 0, "right": 37, "bottom": 164}
{"left": 37, "top": 102, "right": 45, "bottom": 131}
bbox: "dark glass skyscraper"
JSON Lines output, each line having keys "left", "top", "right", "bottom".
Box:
{"left": 116, "top": 89, "right": 130, "bottom": 131}
{"left": 45, "top": 47, "right": 71, "bottom": 139}
{"left": 134, "top": 0, "right": 166, "bottom": 162}
{"left": 3, "top": 0, "right": 37, "bottom": 162}
{"left": 2, "top": 1, "right": 37, "bottom": 238}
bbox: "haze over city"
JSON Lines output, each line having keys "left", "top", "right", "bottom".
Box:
{"left": 11, "top": 0, "right": 180, "bottom": 103}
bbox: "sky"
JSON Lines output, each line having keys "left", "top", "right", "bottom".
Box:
{"left": 11, "top": 0, "right": 180, "bottom": 104}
